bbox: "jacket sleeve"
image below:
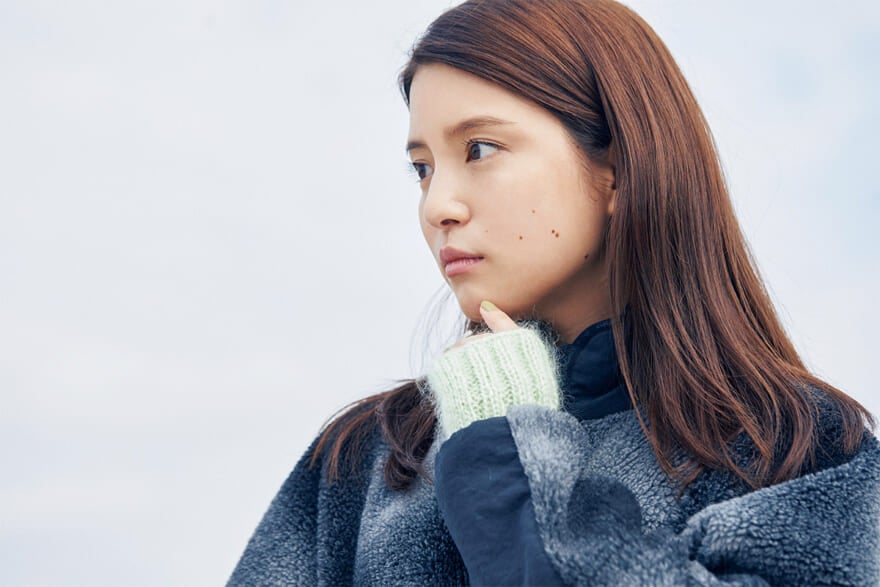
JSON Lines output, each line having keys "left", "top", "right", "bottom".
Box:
{"left": 226, "top": 437, "right": 321, "bottom": 586}
{"left": 457, "top": 404, "right": 880, "bottom": 587}
{"left": 434, "top": 416, "right": 567, "bottom": 586}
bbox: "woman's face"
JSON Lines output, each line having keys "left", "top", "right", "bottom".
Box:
{"left": 407, "top": 63, "right": 616, "bottom": 342}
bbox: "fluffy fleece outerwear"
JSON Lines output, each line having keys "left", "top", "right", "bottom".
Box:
{"left": 227, "top": 398, "right": 880, "bottom": 586}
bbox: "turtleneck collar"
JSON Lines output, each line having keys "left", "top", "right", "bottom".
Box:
{"left": 552, "top": 317, "right": 632, "bottom": 421}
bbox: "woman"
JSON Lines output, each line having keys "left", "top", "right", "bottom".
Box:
{"left": 228, "top": 0, "right": 880, "bottom": 585}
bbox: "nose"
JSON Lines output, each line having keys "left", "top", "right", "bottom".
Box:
{"left": 421, "top": 171, "right": 471, "bottom": 229}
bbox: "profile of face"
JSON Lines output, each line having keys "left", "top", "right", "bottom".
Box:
{"left": 407, "top": 63, "right": 617, "bottom": 338}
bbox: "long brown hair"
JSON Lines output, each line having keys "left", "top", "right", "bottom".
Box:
{"left": 311, "top": 0, "right": 874, "bottom": 492}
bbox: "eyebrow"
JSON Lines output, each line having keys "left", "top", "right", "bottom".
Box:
{"left": 406, "top": 115, "right": 515, "bottom": 153}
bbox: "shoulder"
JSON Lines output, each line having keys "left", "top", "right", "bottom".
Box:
{"left": 312, "top": 407, "right": 385, "bottom": 486}
{"left": 674, "top": 391, "right": 880, "bottom": 584}
{"left": 681, "top": 430, "right": 880, "bottom": 585}
{"left": 230, "top": 408, "right": 387, "bottom": 587}
{"left": 805, "top": 383, "right": 875, "bottom": 468}
{"left": 683, "top": 384, "right": 878, "bottom": 512}
{"left": 774, "top": 383, "right": 872, "bottom": 476}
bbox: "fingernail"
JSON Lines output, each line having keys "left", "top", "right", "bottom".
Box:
{"left": 480, "top": 300, "right": 497, "bottom": 312}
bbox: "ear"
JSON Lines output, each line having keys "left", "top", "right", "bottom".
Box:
{"left": 604, "top": 142, "right": 617, "bottom": 216}
{"left": 606, "top": 179, "right": 617, "bottom": 216}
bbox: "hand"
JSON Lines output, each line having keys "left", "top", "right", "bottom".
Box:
{"left": 427, "top": 299, "right": 561, "bottom": 438}
{"left": 449, "top": 301, "right": 519, "bottom": 350}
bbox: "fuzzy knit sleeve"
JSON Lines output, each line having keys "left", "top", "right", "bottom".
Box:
{"left": 425, "top": 326, "right": 562, "bottom": 440}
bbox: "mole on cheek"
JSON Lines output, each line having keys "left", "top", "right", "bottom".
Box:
{"left": 519, "top": 235, "right": 523, "bottom": 240}
{"left": 551, "top": 229, "right": 560, "bottom": 238}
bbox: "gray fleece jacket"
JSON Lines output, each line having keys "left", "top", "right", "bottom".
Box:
{"left": 227, "top": 396, "right": 880, "bottom": 585}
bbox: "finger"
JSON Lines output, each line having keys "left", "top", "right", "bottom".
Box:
{"left": 479, "top": 300, "right": 519, "bottom": 333}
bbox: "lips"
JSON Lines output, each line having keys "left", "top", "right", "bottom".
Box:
{"left": 439, "top": 246, "right": 483, "bottom": 265}
{"left": 439, "top": 246, "right": 484, "bottom": 278}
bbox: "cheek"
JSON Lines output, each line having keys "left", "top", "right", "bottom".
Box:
{"left": 520, "top": 206, "right": 608, "bottom": 272}
{"left": 418, "top": 206, "right": 433, "bottom": 242}
{"left": 483, "top": 208, "right": 573, "bottom": 260}
{"left": 495, "top": 168, "right": 585, "bottom": 238}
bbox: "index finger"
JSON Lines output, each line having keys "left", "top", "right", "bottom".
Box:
{"left": 479, "top": 300, "right": 519, "bottom": 333}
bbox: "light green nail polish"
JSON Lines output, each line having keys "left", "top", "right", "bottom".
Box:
{"left": 481, "top": 300, "right": 498, "bottom": 312}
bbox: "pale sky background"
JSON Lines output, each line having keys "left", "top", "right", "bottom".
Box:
{"left": 1, "top": 1, "right": 878, "bottom": 585}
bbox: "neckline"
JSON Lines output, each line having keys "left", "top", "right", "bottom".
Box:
{"left": 553, "top": 317, "right": 632, "bottom": 420}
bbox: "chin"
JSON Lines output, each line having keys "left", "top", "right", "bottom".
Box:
{"left": 455, "top": 293, "right": 534, "bottom": 324}
{"left": 449, "top": 293, "right": 481, "bottom": 322}
{"left": 458, "top": 302, "right": 483, "bottom": 323}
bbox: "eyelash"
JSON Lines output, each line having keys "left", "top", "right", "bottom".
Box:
{"left": 463, "top": 138, "right": 501, "bottom": 162}
{"left": 405, "top": 160, "right": 434, "bottom": 183}
{"left": 406, "top": 139, "right": 501, "bottom": 183}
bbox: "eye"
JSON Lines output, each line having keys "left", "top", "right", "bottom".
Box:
{"left": 408, "top": 161, "right": 434, "bottom": 182}
{"left": 465, "top": 140, "right": 500, "bottom": 162}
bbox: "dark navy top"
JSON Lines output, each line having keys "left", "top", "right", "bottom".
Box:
{"left": 434, "top": 318, "right": 632, "bottom": 586}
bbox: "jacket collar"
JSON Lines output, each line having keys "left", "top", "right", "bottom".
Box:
{"left": 553, "top": 317, "right": 632, "bottom": 421}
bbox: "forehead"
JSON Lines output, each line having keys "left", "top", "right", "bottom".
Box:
{"left": 407, "top": 63, "right": 551, "bottom": 137}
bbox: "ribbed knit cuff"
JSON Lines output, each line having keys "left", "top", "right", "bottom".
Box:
{"left": 426, "top": 327, "right": 561, "bottom": 440}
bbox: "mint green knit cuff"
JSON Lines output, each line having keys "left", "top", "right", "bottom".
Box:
{"left": 425, "top": 327, "right": 561, "bottom": 440}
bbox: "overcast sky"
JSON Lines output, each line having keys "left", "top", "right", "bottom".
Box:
{"left": 1, "top": 1, "right": 878, "bottom": 585}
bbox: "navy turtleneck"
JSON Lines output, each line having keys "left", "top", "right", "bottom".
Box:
{"left": 433, "top": 319, "right": 634, "bottom": 586}
{"left": 554, "top": 318, "right": 632, "bottom": 421}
